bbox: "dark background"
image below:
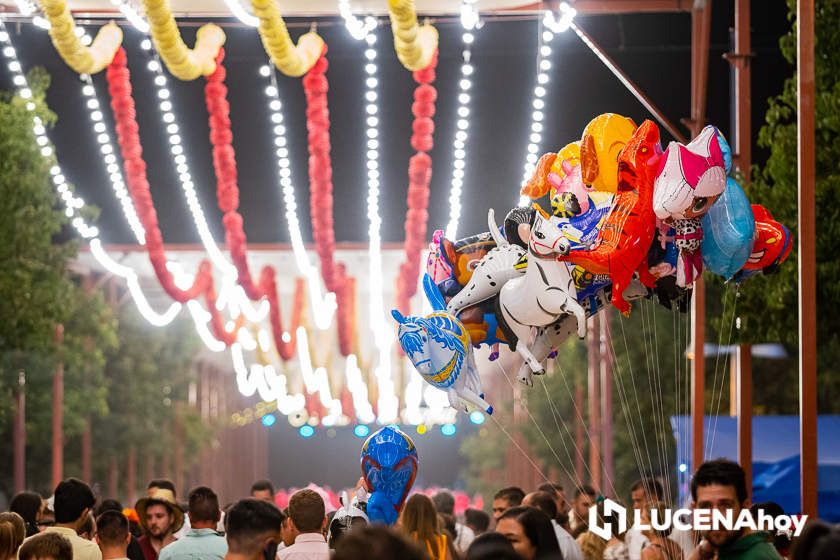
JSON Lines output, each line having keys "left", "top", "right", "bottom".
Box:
{"left": 0, "top": 1, "right": 790, "bottom": 248}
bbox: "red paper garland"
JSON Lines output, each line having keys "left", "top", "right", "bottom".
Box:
{"left": 106, "top": 47, "right": 239, "bottom": 346}
{"left": 302, "top": 50, "right": 355, "bottom": 356}
{"left": 395, "top": 53, "right": 438, "bottom": 315}
{"left": 205, "top": 49, "right": 305, "bottom": 360}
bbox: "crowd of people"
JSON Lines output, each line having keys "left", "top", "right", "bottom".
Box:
{"left": 1, "top": 459, "right": 837, "bottom": 560}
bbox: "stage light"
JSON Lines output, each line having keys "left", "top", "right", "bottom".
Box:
{"left": 679, "top": 463, "right": 688, "bottom": 473}
{"left": 441, "top": 423, "right": 457, "bottom": 437}
{"left": 353, "top": 425, "right": 370, "bottom": 438}
{"left": 261, "top": 414, "right": 276, "bottom": 427}
{"left": 469, "top": 411, "right": 485, "bottom": 425}
{"left": 299, "top": 425, "right": 315, "bottom": 438}
{"left": 417, "top": 424, "right": 428, "bottom": 435}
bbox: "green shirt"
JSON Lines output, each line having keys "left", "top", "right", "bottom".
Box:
{"left": 158, "top": 528, "right": 227, "bottom": 560}
{"left": 718, "top": 532, "right": 782, "bottom": 560}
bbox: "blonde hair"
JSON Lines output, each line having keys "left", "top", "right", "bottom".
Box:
{"left": 399, "top": 494, "right": 444, "bottom": 560}
{"left": 0, "top": 512, "right": 26, "bottom": 560}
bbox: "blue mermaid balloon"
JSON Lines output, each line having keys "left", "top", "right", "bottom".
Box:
{"left": 360, "top": 425, "right": 419, "bottom": 525}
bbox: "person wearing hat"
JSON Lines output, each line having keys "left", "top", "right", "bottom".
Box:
{"left": 135, "top": 489, "right": 183, "bottom": 560}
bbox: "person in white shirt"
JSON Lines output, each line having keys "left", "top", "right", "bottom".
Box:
{"left": 224, "top": 499, "right": 284, "bottom": 560}
{"left": 431, "top": 491, "right": 475, "bottom": 553}
{"left": 96, "top": 510, "right": 132, "bottom": 560}
{"left": 626, "top": 478, "right": 665, "bottom": 560}
{"left": 524, "top": 491, "right": 584, "bottom": 560}
{"left": 278, "top": 490, "right": 329, "bottom": 560}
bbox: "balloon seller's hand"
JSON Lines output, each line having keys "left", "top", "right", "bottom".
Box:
{"left": 688, "top": 539, "right": 717, "bottom": 560}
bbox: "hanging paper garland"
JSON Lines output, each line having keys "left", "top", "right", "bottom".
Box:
{"left": 107, "top": 47, "right": 239, "bottom": 344}
{"left": 205, "top": 49, "right": 305, "bottom": 360}
{"left": 302, "top": 51, "right": 355, "bottom": 356}
{"left": 141, "top": 0, "right": 225, "bottom": 80}
{"left": 39, "top": 0, "right": 123, "bottom": 74}
{"left": 387, "top": 0, "right": 438, "bottom": 71}
{"left": 395, "top": 53, "right": 438, "bottom": 315}
{"left": 250, "top": 0, "right": 324, "bottom": 77}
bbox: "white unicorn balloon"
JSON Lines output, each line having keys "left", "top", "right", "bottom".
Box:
{"left": 392, "top": 276, "right": 493, "bottom": 415}
{"left": 493, "top": 205, "right": 586, "bottom": 386}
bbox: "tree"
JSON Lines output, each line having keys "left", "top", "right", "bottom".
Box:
{"left": 731, "top": 0, "right": 840, "bottom": 410}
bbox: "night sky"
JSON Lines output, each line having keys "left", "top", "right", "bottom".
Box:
{"left": 0, "top": 1, "right": 791, "bottom": 246}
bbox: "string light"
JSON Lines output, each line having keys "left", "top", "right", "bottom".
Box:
{"left": 231, "top": 343, "right": 306, "bottom": 415}
{"left": 345, "top": 355, "right": 376, "bottom": 424}
{"left": 296, "top": 327, "right": 343, "bottom": 424}
{"left": 517, "top": 19, "right": 560, "bottom": 206}
{"left": 338, "top": 1, "right": 377, "bottom": 40}
{"left": 445, "top": 10, "right": 479, "bottom": 239}
{"left": 109, "top": 0, "right": 150, "bottom": 33}
{"left": 223, "top": 0, "right": 259, "bottom": 27}
{"left": 459, "top": 0, "right": 479, "bottom": 31}
{"left": 259, "top": 63, "right": 337, "bottom": 329}
{"left": 543, "top": 2, "right": 577, "bottom": 34}
{"left": 81, "top": 74, "right": 147, "bottom": 242}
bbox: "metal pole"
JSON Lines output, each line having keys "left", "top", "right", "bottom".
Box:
{"left": 600, "top": 315, "right": 614, "bottom": 490}
{"left": 52, "top": 324, "right": 64, "bottom": 490}
{"left": 14, "top": 369, "right": 26, "bottom": 493}
{"left": 736, "top": 344, "right": 753, "bottom": 502}
{"left": 587, "top": 315, "right": 602, "bottom": 491}
{"left": 726, "top": 0, "right": 752, "bottom": 180}
{"left": 797, "top": 0, "right": 818, "bottom": 518}
{"left": 570, "top": 22, "right": 688, "bottom": 143}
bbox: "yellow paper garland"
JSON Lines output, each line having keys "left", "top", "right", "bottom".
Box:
{"left": 388, "top": 0, "right": 438, "bottom": 71}
{"left": 250, "top": 0, "right": 324, "bottom": 77}
{"left": 142, "top": 0, "right": 225, "bottom": 81}
{"left": 39, "top": 0, "right": 123, "bottom": 75}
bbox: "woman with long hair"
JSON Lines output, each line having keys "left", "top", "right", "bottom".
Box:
{"left": 639, "top": 503, "right": 683, "bottom": 560}
{"left": 0, "top": 512, "right": 26, "bottom": 560}
{"left": 496, "top": 506, "right": 562, "bottom": 560}
{"left": 398, "top": 494, "right": 456, "bottom": 560}
{"left": 8, "top": 492, "right": 43, "bottom": 537}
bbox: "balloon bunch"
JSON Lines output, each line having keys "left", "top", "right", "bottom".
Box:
{"left": 396, "top": 113, "right": 792, "bottom": 408}
{"left": 106, "top": 47, "right": 239, "bottom": 344}
{"left": 205, "top": 49, "right": 305, "bottom": 360}
{"left": 303, "top": 50, "right": 356, "bottom": 356}
{"left": 395, "top": 53, "right": 438, "bottom": 315}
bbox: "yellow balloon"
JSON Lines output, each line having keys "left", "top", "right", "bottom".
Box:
{"left": 578, "top": 113, "right": 637, "bottom": 193}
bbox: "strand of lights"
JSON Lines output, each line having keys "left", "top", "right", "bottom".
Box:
{"left": 517, "top": 19, "right": 559, "bottom": 207}
{"left": 222, "top": 0, "right": 259, "bottom": 27}
{"left": 81, "top": 74, "right": 147, "bottom": 243}
{"left": 344, "top": 355, "right": 376, "bottom": 424}
{"left": 231, "top": 343, "right": 306, "bottom": 415}
{"left": 139, "top": 38, "right": 270, "bottom": 324}
{"left": 296, "top": 327, "right": 343, "bottom": 425}
{"left": 14, "top": 0, "right": 35, "bottom": 16}
{"left": 258, "top": 62, "right": 337, "bottom": 329}
{"left": 355, "top": 27, "right": 398, "bottom": 423}
{"left": 338, "top": 1, "right": 377, "bottom": 40}
{"left": 139, "top": 39, "right": 236, "bottom": 278}
{"left": 444, "top": 10, "right": 478, "bottom": 239}
{"left": 109, "top": 0, "right": 150, "bottom": 33}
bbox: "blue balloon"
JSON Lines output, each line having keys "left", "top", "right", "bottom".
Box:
{"left": 701, "top": 178, "right": 755, "bottom": 279}
{"left": 361, "top": 425, "right": 419, "bottom": 525}
{"left": 716, "top": 130, "right": 733, "bottom": 175}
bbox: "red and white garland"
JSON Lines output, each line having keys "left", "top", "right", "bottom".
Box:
{"left": 107, "top": 47, "right": 239, "bottom": 345}
{"left": 205, "top": 49, "right": 305, "bottom": 360}
{"left": 303, "top": 50, "right": 356, "bottom": 356}
{"left": 396, "top": 52, "right": 438, "bottom": 315}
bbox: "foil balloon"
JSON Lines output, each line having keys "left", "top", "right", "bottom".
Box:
{"left": 735, "top": 204, "right": 792, "bottom": 282}
{"left": 440, "top": 232, "right": 496, "bottom": 292}
{"left": 701, "top": 178, "right": 756, "bottom": 280}
{"left": 426, "top": 229, "right": 453, "bottom": 285}
{"left": 558, "top": 120, "right": 663, "bottom": 315}
{"left": 653, "top": 125, "right": 727, "bottom": 221}
{"left": 579, "top": 113, "right": 638, "bottom": 193}
{"left": 360, "top": 425, "right": 419, "bottom": 525}
{"left": 392, "top": 275, "right": 493, "bottom": 414}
